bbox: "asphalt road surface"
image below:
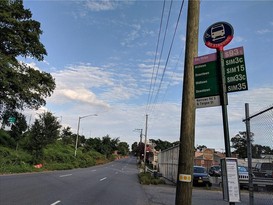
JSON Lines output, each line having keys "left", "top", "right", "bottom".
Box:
{"left": 0, "top": 157, "right": 149, "bottom": 205}
{"left": 1, "top": 157, "right": 272, "bottom": 205}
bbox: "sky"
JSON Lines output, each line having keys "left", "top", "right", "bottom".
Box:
{"left": 21, "top": 0, "right": 273, "bottom": 151}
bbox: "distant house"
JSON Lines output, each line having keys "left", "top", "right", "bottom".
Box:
{"left": 194, "top": 148, "right": 227, "bottom": 169}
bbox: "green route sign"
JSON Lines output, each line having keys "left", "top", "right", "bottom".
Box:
{"left": 8, "top": 117, "right": 16, "bottom": 123}
{"left": 194, "top": 53, "right": 219, "bottom": 98}
{"left": 224, "top": 47, "right": 248, "bottom": 92}
{"left": 194, "top": 46, "right": 248, "bottom": 108}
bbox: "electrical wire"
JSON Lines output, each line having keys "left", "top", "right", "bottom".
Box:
{"left": 146, "top": 0, "right": 166, "bottom": 114}
{"left": 149, "top": 0, "right": 185, "bottom": 113}
{"left": 146, "top": 0, "right": 173, "bottom": 114}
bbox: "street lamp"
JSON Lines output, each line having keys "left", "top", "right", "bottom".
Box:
{"left": 74, "top": 114, "right": 98, "bottom": 157}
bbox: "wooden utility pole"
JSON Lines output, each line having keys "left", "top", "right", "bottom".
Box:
{"left": 143, "top": 114, "right": 148, "bottom": 172}
{"left": 175, "top": 1, "right": 200, "bottom": 205}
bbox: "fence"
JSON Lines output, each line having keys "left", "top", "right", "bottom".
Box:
{"left": 157, "top": 103, "right": 273, "bottom": 205}
{"left": 157, "top": 145, "right": 179, "bottom": 183}
{"left": 244, "top": 103, "right": 273, "bottom": 205}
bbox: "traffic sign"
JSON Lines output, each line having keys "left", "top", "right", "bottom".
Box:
{"left": 204, "top": 22, "right": 234, "bottom": 50}
{"left": 195, "top": 96, "right": 221, "bottom": 108}
{"left": 194, "top": 47, "right": 248, "bottom": 106}
{"left": 8, "top": 117, "right": 16, "bottom": 123}
{"left": 194, "top": 53, "right": 219, "bottom": 98}
{"left": 224, "top": 47, "right": 248, "bottom": 92}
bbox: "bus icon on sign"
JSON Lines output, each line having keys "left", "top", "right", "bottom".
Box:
{"left": 211, "top": 24, "right": 225, "bottom": 41}
{"left": 203, "top": 21, "right": 233, "bottom": 50}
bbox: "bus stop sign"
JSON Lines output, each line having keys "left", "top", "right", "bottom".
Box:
{"left": 204, "top": 22, "right": 234, "bottom": 51}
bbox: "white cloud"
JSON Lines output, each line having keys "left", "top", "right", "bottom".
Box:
{"left": 85, "top": 0, "right": 118, "bottom": 11}
{"left": 233, "top": 36, "right": 245, "bottom": 43}
{"left": 83, "top": 0, "right": 135, "bottom": 12}
{"left": 256, "top": 29, "right": 271, "bottom": 35}
{"left": 56, "top": 88, "right": 108, "bottom": 107}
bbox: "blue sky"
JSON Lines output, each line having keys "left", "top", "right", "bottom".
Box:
{"left": 22, "top": 0, "right": 273, "bottom": 150}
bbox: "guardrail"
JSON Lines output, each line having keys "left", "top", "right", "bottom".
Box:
{"left": 253, "top": 177, "right": 273, "bottom": 186}
{"left": 210, "top": 176, "right": 273, "bottom": 187}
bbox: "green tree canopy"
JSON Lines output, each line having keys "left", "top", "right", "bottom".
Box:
{"left": 9, "top": 112, "right": 27, "bottom": 149}
{"left": 231, "top": 131, "right": 253, "bottom": 158}
{"left": 131, "top": 142, "right": 138, "bottom": 156}
{"left": 150, "top": 139, "right": 175, "bottom": 151}
{"left": 117, "top": 142, "right": 129, "bottom": 156}
{"left": 195, "top": 145, "right": 207, "bottom": 152}
{"left": 60, "top": 126, "right": 74, "bottom": 145}
{"left": 28, "top": 112, "right": 61, "bottom": 162}
{"left": 0, "top": 0, "right": 55, "bottom": 112}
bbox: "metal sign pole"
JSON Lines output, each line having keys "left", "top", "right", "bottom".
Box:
{"left": 245, "top": 103, "right": 254, "bottom": 205}
{"left": 217, "top": 50, "right": 231, "bottom": 157}
{"left": 217, "top": 50, "right": 234, "bottom": 205}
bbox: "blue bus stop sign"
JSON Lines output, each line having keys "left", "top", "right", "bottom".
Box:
{"left": 204, "top": 22, "right": 234, "bottom": 51}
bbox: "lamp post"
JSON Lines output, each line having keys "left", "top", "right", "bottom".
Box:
{"left": 74, "top": 114, "right": 97, "bottom": 157}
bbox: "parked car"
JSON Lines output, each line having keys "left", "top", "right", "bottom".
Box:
{"left": 253, "top": 162, "right": 273, "bottom": 178}
{"left": 209, "top": 165, "right": 221, "bottom": 177}
{"left": 238, "top": 165, "right": 249, "bottom": 188}
{"left": 193, "top": 166, "right": 212, "bottom": 187}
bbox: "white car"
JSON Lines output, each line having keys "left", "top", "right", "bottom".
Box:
{"left": 238, "top": 166, "right": 249, "bottom": 188}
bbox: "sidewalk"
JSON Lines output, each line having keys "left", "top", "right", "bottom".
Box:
{"left": 141, "top": 183, "right": 252, "bottom": 205}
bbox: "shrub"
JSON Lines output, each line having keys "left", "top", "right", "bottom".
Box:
{"left": 138, "top": 172, "right": 165, "bottom": 185}
{"left": 0, "top": 146, "right": 34, "bottom": 173}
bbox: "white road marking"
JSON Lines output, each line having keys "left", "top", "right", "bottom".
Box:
{"left": 50, "top": 200, "right": 61, "bottom": 205}
{"left": 100, "top": 177, "right": 107, "bottom": 181}
{"left": 59, "top": 174, "right": 72, "bottom": 178}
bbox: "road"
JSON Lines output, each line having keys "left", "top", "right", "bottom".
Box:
{"left": 0, "top": 157, "right": 149, "bottom": 205}
{"left": 1, "top": 157, "right": 272, "bottom": 205}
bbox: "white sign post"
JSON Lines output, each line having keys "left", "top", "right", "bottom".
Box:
{"left": 221, "top": 158, "right": 241, "bottom": 203}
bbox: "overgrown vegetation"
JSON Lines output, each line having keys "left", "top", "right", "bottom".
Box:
{"left": 138, "top": 172, "right": 165, "bottom": 185}
{"left": 0, "top": 137, "right": 118, "bottom": 174}
{"left": 0, "top": 113, "right": 129, "bottom": 174}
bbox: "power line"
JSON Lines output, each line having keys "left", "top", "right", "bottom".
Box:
{"left": 146, "top": 0, "right": 166, "bottom": 114}
{"left": 146, "top": 0, "right": 173, "bottom": 113}
{"left": 150, "top": 0, "right": 186, "bottom": 112}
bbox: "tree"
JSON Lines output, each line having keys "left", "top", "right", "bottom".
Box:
{"left": 196, "top": 145, "right": 207, "bottom": 152}
{"left": 150, "top": 139, "right": 173, "bottom": 151}
{"left": 131, "top": 142, "right": 138, "bottom": 156}
{"left": 60, "top": 126, "right": 74, "bottom": 145}
{"left": 0, "top": 0, "right": 55, "bottom": 112}
{"left": 117, "top": 142, "right": 129, "bottom": 156}
{"left": 9, "top": 112, "right": 27, "bottom": 150}
{"left": 137, "top": 142, "right": 145, "bottom": 160}
{"left": 231, "top": 131, "right": 253, "bottom": 158}
{"left": 252, "top": 144, "right": 273, "bottom": 158}
{"left": 84, "top": 137, "right": 102, "bottom": 153}
{"left": 100, "top": 135, "right": 119, "bottom": 158}
{"left": 28, "top": 112, "right": 61, "bottom": 162}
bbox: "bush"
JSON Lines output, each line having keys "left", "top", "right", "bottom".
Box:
{"left": 44, "top": 142, "right": 75, "bottom": 163}
{"left": 0, "top": 146, "right": 34, "bottom": 173}
{"left": 0, "top": 142, "right": 111, "bottom": 174}
{"left": 138, "top": 172, "right": 165, "bottom": 185}
{"left": 0, "top": 130, "right": 15, "bottom": 148}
